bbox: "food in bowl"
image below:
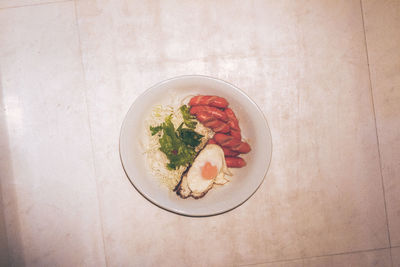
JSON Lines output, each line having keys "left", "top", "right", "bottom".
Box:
{"left": 146, "top": 95, "right": 251, "bottom": 199}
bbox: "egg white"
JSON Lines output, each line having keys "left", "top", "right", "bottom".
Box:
{"left": 186, "top": 144, "right": 230, "bottom": 196}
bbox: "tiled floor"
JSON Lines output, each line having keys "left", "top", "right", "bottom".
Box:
{"left": 0, "top": 0, "right": 399, "bottom": 266}
{"left": 393, "top": 247, "right": 400, "bottom": 267}
{"left": 251, "top": 249, "right": 393, "bottom": 267}
{"left": 362, "top": 0, "right": 400, "bottom": 248}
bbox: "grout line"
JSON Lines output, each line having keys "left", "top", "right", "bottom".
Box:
{"left": 239, "top": 246, "right": 391, "bottom": 266}
{"left": 359, "top": 0, "right": 393, "bottom": 266}
{"left": 72, "top": 1, "right": 109, "bottom": 267}
{"left": 359, "top": 0, "right": 392, "bottom": 248}
{"left": 0, "top": 0, "right": 71, "bottom": 10}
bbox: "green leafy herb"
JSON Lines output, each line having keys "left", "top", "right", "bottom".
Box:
{"left": 177, "top": 127, "right": 203, "bottom": 147}
{"left": 150, "top": 114, "right": 203, "bottom": 170}
{"left": 180, "top": 105, "right": 197, "bottom": 129}
{"left": 150, "top": 125, "right": 162, "bottom": 135}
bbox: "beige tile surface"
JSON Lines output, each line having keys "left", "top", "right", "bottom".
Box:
{"left": 0, "top": 0, "right": 67, "bottom": 9}
{"left": 362, "top": 0, "right": 400, "bottom": 246}
{"left": 75, "top": 0, "right": 388, "bottom": 265}
{"left": 251, "top": 249, "right": 393, "bottom": 267}
{"left": 0, "top": 176, "right": 9, "bottom": 267}
{"left": 303, "top": 249, "right": 391, "bottom": 267}
{"left": 245, "top": 259, "right": 304, "bottom": 267}
{"left": 393, "top": 247, "right": 400, "bottom": 267}
{"left": 0, "top": 2, "right": 106, "bottom": 266}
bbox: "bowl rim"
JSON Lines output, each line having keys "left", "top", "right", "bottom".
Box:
{"left": 119, "top": 74, "right": 273, "bottom": 217}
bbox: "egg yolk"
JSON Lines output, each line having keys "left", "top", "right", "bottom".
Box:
{"left": 201, "top": 162, "right": 218, "bottom": 180}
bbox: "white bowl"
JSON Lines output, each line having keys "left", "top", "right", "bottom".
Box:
{"left": 119, "top": 75, "right": 272, "bottom": 216}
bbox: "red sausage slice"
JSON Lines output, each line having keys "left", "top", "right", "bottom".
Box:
{"left": 195, "top": 112, "right": 214, "bottom": 123}
{"left": 203, "top": 120, "right": 230, "bottom": 133}
{"left": 225, "top": 108, "right": 240, "bottom": 131}
{"left": 212, "top": 122, "right": 230, "bottom": 133}
{"left": 222, "top": 147, "right": 240, "bottom": 157}
{"left": 230, "top": 129, "right": 242, "bottom": 140}
{"left": 231, "top": 141, "right": 251, "bottom": 154}
{"left": 190, "top": 105, "right": 228, "bottom": 122}
{"left": 214, "top": 133, "right": 242, "bottom": 147}
{"left": 196, "top": 112, "right": 230, "bottom": 133}
{"left": 225, "top": 157, "right": 246, "bottom": 168}
{"left": 189, "top": 95, "right": 229, "bottom": 109}
{"left": 207, "top": 139, "right": 217, "bottom": 145}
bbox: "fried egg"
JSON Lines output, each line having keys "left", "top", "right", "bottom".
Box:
{"left": 186, "top": 144, "right": 231, "bottom": 198}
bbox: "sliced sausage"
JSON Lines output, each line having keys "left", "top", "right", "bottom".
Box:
{"left": 212, "top": 122, "right": 230, "bottom": 133}
{"left": 230, "top": 129, "right": 242, "bottom": 140}
{"left": 195, "top": 112, "right": 230, "bottom": 133}
{"left": 214, "top": 133, "right": 242, "bottom": 147}
{"left": 207, "top": 139, "right": 217, "bottom": 145}
{"left": 225, "top": 157, "right": 246, "bottom": 168}
{"left": 202, "top": 119, "right": 221, "bottom": 128}
{"left": 190, "top": 105, "right": 228, "bottom": 122}
{"left": 189, "top": 95, "right": 229, "bottom": 109}
{"left": 195, "top": 112, "right": 214, "bottom": 123}
{"left": 222, "top": 147, "right": 240, "bottom": 157}
{"left": 203, "top": 120, "right": 230, "bottom": 133}
{"left": 231, "top": 141, "right": 251, "bottom": 154}
{"left": 225, "top": 108, "right": 240, "bottom": 131}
